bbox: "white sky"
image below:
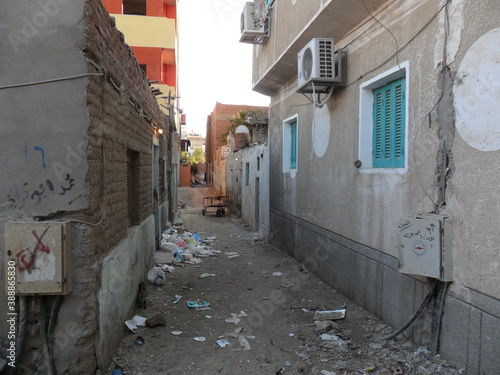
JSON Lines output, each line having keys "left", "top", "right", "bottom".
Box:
{"left": 177, "top": 0, "right": 270, "bottom": 136}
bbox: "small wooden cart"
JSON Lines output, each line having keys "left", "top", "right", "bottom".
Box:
{"left": 202, "top": 195, "right": 229, "bottom": 217}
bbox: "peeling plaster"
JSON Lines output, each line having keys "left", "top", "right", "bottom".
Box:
{"left": 434, "top": 0, "right": 465, "bottom": 66}
{"left": 436, "top": 65, "right": 455, "bottom": 210}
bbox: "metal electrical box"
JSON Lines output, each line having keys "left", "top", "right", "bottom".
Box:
{"left": 397, "top": 214, "right": 453, "bottom": 281}
{"left": 4, "top": 221, "right": 72, "bottom": 295}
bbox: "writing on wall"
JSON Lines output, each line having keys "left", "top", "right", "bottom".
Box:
{"left": 1, "top": 139, "right": 86, "bottom": 211}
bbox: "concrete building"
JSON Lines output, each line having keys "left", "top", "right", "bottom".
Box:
{"left": 205, "top": 102, "right": 268, "bottom": 193}
{"left": 185, "top": 130, "right": 205, "bottom": 153}
{"left": 226, "top": 140, "right": 270, "bottom": 239}
{"left": 0, "top": 0, "right": 171, "bottom": 373}
{"left": 244, "top": 0, "right": 500, "bottom": 373}
{"left": 101, "top": 0, "right": 177, "bottom": 106}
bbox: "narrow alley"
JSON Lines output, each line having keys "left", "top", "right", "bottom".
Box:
{"left": 107, "top": 187, "right": 459, "bottom": 375}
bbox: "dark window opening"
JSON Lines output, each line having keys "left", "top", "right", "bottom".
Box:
{"left": 127, "top": 149, "right": 141, "bottom": 226}
{"left": 123, "top": 0, "right": 146, "bottom": 15}
{"left": 159, "top": 158, "right": 165, "bottom": 192}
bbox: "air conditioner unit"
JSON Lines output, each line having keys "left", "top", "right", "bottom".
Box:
{"left": 240, "top": 2, "right": 265, "bottom": 38}
{"left": 297, "top": 38, "right": 347, "bottom": 93}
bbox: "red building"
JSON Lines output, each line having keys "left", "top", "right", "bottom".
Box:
{"left": 102, "top": 0, "right": 178, "bottom": 111}
{"left": 205, "top": 102, "right": 268, "bottom": 187}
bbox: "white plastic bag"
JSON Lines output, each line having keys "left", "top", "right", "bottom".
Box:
{"left": 147, "top": 266, "right": 166, "bottom": 285}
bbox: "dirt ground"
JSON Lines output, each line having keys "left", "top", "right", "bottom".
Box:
{"left": 106, "top": 187, "right": 461, "bottom": 375}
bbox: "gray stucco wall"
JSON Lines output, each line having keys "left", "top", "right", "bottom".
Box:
{"left": 0, "top": 0, "right": 90, "bottom": 343}
{"left": 260, "top": 0, "right": 500, "bottom": 373}
{"left": 226, "top": 143, "right": 270, "bottom": 239}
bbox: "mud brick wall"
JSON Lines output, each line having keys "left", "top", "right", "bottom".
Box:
{"left": 84, "top": 0, "right": 170, "bottom": 253}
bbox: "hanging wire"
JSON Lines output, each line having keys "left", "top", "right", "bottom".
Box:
{"left": 361, "top": 0, "right": 404, "bottom": 73}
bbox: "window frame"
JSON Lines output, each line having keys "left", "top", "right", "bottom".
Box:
{"left": 372, "top": 77, "right": 406, "bottom": 168}
{"left": 358, "top": 62, "right": 409, "bottom": 173}
{"left": 282, "top": 114, "right": 298, "bottom": 175}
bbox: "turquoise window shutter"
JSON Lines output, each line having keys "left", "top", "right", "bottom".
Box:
{"left": 290, "top": 120, "right": 297, "bottom": 169}
{"left": 266, "top": 0, "right": 275, "bottom": 9}
{"left": 372, "top": 78, "right": 405, "bottom": 168}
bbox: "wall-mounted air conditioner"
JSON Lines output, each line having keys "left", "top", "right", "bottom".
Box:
{"left": 397, "top": 214, "right": 453, "bottom": 282}
{"left": 240, "top": 2, "right": 266, "bottom": 38}
{"left": 297, "top": 38, "right": 347, "bottom": 93}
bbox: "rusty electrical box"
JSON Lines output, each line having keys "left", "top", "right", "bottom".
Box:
{"left": 4, "top": 221, "right": 72, "bottom": 295}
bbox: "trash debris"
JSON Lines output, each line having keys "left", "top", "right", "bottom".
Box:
{"left": 228, "top": 332, "right": 251, "bottom": 350}
{"left": 225, "top": 317, "right": 240, "bottom": 325}
{"left": 314, "top": 320, "right": 342, "bottom": 333}
{"left": 171, "top": 331, "right": 183, "bottom": 336}
{"left": 145, "top": 312, "right": 167, "bottom": 327}
{"left": 319, "top": 333, "right": 339, "bottom": 341}
{"left": 237, "top": 335, "right": 251, "bottom": 350}
{"left": 320, "top": 370, "right": 336, "bottom": 375}
{"left": 134, "top": 336, "right": 145, "bottom": 345}
{"left": 276, "top": 368, "right": 285, "bottom": 375}
{"left": 272, "top": 272, "right": 283, "bottom": 277}
{"left": 199, "top": 273, "right": 216, "bottom": 279}
{"left": 147, "top": 267, "right": 166, "bottom": 285}
{"left": 231, "top": 311, "right": 248, "bottom": 318}
{"left": 193, "top": 336, "right": 206, "bottom": 342}
{"left": 313, "top": 309, "right": 346, "bottom": 321}
{"left": 111, "top": 370, "right": 124, "bottom": 375}
{"left": 160, "top": 264, "right": 175, "bottom": 273}
{"left": 173, "top": 294, "right": 183, "bottom": 304}
{"left": 181, "top": 252, "right": 194, "bottom": 261}
{"left": 216, "top": 339, "right": 231, "bottom": 347}
{"left": 187, "top": 300, "right": 211, "bottom": 310}
{"left": 125, "top": 315, "right": 147, "bottom": 332}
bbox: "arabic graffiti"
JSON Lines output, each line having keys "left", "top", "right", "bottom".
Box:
{"left": 59, "top": 174, "right": 75, "bottom": 196}
{"left": 34, "top": 146, "right": 47, "bottom": 169}
{"left": 24, "top": 145, "right": 47, "bottom": 169}
{"left": 402, "top": 223, "right": 436, "bottom": 242}
{"left": 6, "top": 173, "right": 75, "bottom": 209}
{"left": 2, "top": 141, "right": 85, "bottom": 211}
